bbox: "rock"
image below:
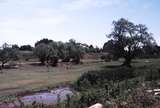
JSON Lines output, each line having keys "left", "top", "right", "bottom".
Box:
{"left": 88, "top": 103, "right": 103, "bottom": 108}
{"left": 105, "top": 101, "right": 116, "bottom": 108}
{"left": 153, "top": 89, "right": 160, "bottom": 92}
{"left": 154, "top": 92, "right": 160, "bottom": 95}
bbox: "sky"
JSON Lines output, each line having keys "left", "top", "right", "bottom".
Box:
{"left": 0, "top": 0, "right": 160, "bottom": 47}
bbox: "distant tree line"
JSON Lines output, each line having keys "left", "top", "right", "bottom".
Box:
{"left": 0, "top": 38, "right": 101, "bottom": 69}
{"left": 1, "top": 18, "right": 160, "bottom": 69}
{"left": 12, "top": 44, "right": 33, "bottom": 51}
{"left": 34, "top": 38, "right": 100, "bottom": 66}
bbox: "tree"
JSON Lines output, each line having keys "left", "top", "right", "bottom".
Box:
{"left": 106, "top": 18, "right": 156, "bottom": 67}
{"left": 67, "top": 39, "right": 85, "bottom": 64}
{"left": 0, "top": 43, "right": 18, "bottom": 68}
{"left": 19, "top": 45, "right": 32, "bottom": 51}
{"left": 35, "top": 38, "right": 53, "bottom": 47}
{"left": 103, "top": 40, "right": 115, "bottom": 54}
{"left": 12, "top": 44, "right": 19, "bottom": 49}
{"left": 88, "top": 45, "right": 95, "bottom": 53}
{"left": 47, "top": 42, "right": 59, "bottom": 66}
{"left": 34, "top": 42, "right": 60, "bottom": 66}
{"left": 140, "top": 45, "right": 159, "bottom": 58}
{"left": 57, "top": 41, "right": 70, "bottom": 62}
{"left": 34, "top": 43, "right": 49, "bottom": 65}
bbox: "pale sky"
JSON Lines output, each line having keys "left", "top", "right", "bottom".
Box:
{"left": 0, "top": 0, "right": 160, "bottom": 47}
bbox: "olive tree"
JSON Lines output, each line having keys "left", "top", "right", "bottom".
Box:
{"left": 0, "top": 43, "right": 18, "bottom": 68}
{"left": 48, "top": 42, "right": 59, "bottom": 66}
{"left": 67, "top": 39, "right": 85, "bottom": 64}
{"left": 34, "top": 43, "right": 49, "bottom": 65}
{"left": 106, "top": 18, "right": 156, "bottom": 67}
{"left": 57, "top": 42, "right": 70, "bottom": 62}
{"left": 34, "top": 42, "right": 60, "bottom": 66}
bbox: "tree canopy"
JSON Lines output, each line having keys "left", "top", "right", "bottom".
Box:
{"left": 35, "top": 38, "right": 53, "bottom": 47}
{"left": 19, "top": 45, "right": 32, "bottom": 51}
{"left": 105, "top": 18, "right": 156, "bottom": 67}
{"left": 0, "top": 43, "right": 18, "bottom": 68}
{"left": 34, "top": 39, "right": 86, "bottom": 65}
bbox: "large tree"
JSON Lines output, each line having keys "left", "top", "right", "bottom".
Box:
{"left": 67, "top": 39, "right": 85, "bottom": 64}
{"left": 34, "top": 43, "right": 49, "bottom": 65}
{"left": 106, "top": 18, "right": 156, "bottom": 67}
{"left": 57, "top": 41, "right": 69, "bottom": 61}
{"left": 47, "top": 42, "right": 59, "bottom": 66}
{"left": 34, "top": 42, "right": 59, "bottom": 66}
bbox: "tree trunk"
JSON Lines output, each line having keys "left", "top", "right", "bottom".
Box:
{"left": 40, "top": 59, "right": 45, "bottom": 65}
{"left": 0, "top": 66, "right": 2, "bottom": 73}
{"left": 0, "top": 63, "right": 4, "bottom": 73}
{"left": 72, "top": 56, "right": 80, "bottom": 64}
{"left": 1, "top": 63, "right": 4, "bottom": 68}
{"left": 50, "top": 57, "right": 58, "bottom": 67}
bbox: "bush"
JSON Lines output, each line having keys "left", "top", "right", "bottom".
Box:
{"left": 75, "top": 67, "right": 134, "bottom": 91}
{"left": 126, "top": 88, "right": 158, "bottom": 108}
{"left": 145, "top": 68, "right": 160, "bottom": 81}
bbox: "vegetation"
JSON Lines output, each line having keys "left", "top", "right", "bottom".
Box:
{"left": 104, "top": 18, "right": 156, "bottom": 67}
{"left": 34, "top": 43, "right": 51, "bottom": 65}
{"left": 0, "top": 18, "right": 160, "bottom": 108}
{"left": 0, "top": 43, "right": 18, "bottom": 68}
{"left": 56, "top": 59, "right": 160, "bottom": 108}
{"left": 34, "top": 39, "right": 87, "bottom": 65}
{"left": 19, "top": 45, "right": 33, "bottom": 51}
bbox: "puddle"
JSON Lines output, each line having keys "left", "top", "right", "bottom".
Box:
{"left": 19, "top": 87, "right": 73, "bottom": 105}
{"left": 0, "top": 87, "right": 74, "bottom": 108}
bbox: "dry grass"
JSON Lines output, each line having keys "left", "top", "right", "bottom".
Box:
{"left": 0, "top": 60, "right": 106, "bottom": 95}
{"left": 1, "top": 58, "right": 159, "bottom": 96}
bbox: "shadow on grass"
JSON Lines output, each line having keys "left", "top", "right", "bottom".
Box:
{"left": 29, "top": 63, "right": 45, "bottom": 66}
{"left": 2, "top": 65, "right": 18, "bottom": 69}
{"left": 101, "top": 65, "right": 122, "bottom": 69}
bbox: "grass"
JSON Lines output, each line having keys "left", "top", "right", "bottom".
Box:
{"left": 0, "top": 60, "right": 106, "bottom": 96}
{"left": 0, "top": 58, "right": 160, "bottom": 100}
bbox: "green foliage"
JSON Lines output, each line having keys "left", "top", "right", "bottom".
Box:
{"left": 57, "top": 41, "right": 69, "bottom": 60}
{"left": 145, "top": 68, "right": 160, "bottom": 81}
{"left": 12, "top": 44, "right": 19, "bottom": 49}
{"left": 75, "top": 67, "right": 134, "bottom": 91}
{"left": 106, "top": 18, "right": 156, "bottom": 67}
{"left": 66, "top": 39, "right": 85, "bottom": 64}
{"left": 0, "top": 43, "right": 18, "bottom": 68}
{"left": 0, "top": 95, "right": 16, "bottom": 102}
{"left": 19, "top": 45, "right": 33, "bottom": 51}
{"left": 35, "top": 38, "right": 53, "bottom": 47}
{"left": 34, "top": 43, "right": 49, "bottom": 64}
{"left": 34, "top": 39, "right": 86, "bottom": 65}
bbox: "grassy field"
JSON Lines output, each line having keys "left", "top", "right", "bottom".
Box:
{"left": 0, "top": 58, "right": 160, "bottom": 96}
{"left": 0, "top": 60, "right": 107, "bottom": 95}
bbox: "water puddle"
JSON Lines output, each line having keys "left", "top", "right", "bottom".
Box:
{"left": 0, "top": 87, "right": 74, "bottom": 108}
{"left": 19, "top": 87, "right": 73, "bottom": 105}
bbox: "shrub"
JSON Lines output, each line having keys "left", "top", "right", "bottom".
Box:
{"left": 145, "top": 68, "right": 160, "bottom": 81}
{"left": 75, "top": 67, "right": 134, "bottom": 91}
